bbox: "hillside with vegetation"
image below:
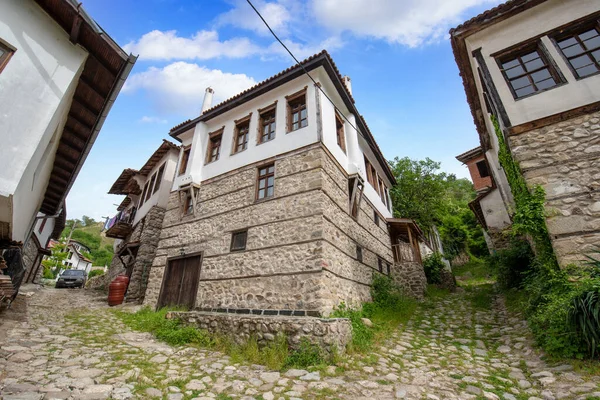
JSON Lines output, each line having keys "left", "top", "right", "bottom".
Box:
{"left": 60, "top": 216, "right": 115, "bottom": 267}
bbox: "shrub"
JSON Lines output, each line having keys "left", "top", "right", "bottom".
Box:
{"left": 332, "top": 274, "right": 417, "bottom": 352}
{"left": 117, "top": 307, "right": 213, "bottom": 347}
{"left": 285, "top": 338, "right": 326, "bottom": 368}
{"left": 88, "top": 269, "right": 105, "bottom": 279}
{"left": 489, "top": 238, "right": 534, "bottom": 290}
{"left": 423, "top": 253, "right": 445, "bottom": 284}
{"left": 569, "top": 284, "right": 600, "bottom": 358}
{"left": 529, "top": 286, "right": 586, "bottom": 359}
{"left": 42, "top": 267, "right": 55, "bottom": 279}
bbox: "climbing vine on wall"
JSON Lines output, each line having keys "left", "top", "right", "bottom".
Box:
{"left": 491, "top": 116, "right": 557, "bottom": 267}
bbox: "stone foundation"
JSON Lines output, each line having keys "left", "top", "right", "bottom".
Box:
{"left": 102, "top": 206, "right": 166, "bottom": 303}
{"left": 168, "top": 310, "right": 351, "bottom": 354}
{"left": 391, "top": 261, "right": 427, "bottom": 300}
{"left": 508, "top": 110, "right": 600, "bottom": 266}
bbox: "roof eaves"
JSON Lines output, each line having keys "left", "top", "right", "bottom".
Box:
{"left": 449, "top": 0, "right": 548, "bottom": 151}
{"left": 456, "top": 146, "right": 483, "bottom": 163}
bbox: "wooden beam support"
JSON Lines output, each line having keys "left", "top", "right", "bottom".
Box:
{"left": 69, "top": 13, "right": 83, "bottom": 44}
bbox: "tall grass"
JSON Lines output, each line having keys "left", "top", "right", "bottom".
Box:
{"left": 115, "top": 307, "right": 329, "bottom": 370}
{"left": 332, "top": 274, "right": 417, "bottom": 353}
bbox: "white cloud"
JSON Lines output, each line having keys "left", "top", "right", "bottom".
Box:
{"left": 139, "top": 116, "right": 168, "bottom": 124}
{"left": 266, "top": 36, "right": 344, "bottom": 60}
{"left": 124, "top": 62, "right": 257, "bottom": 115}
{"left": 311, "top": 0, "right": 500, "bottom": 47}
{"left": 216, "top": 0, "right": 291, "bottom": 36}
{"left": 123, "top": 30, "right": 261, "bottom": 60}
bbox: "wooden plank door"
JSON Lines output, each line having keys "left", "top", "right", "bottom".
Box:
{"left": 157, "top": 254, "right": 202, "bottom": 310}
{"left": 178, "top": 256, "right": 202, "bottom": 309}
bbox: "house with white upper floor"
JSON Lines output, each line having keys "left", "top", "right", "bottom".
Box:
{"left": 451, "top": 0, "right": 600, "bottom": 265}
{"left": 140, "top": 51, "right": 428, "bottom": 315}
{"left": 0, "top": 0, "right": 135, "bottom": 286}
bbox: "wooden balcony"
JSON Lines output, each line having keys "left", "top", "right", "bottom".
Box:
{"left": 392, "top": 242, "right": 418, "bottom": 263}
{"left": 104, "top": 207, "right": 136, "bottom": 239}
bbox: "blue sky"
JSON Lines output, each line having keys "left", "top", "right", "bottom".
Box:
{"left": 67, "top": 0, "right": 502, "bottom": 221}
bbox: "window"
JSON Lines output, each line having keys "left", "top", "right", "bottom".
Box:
{"left": 335, "top": 113, "right": 346, "bottom": 153}
{"left": 364, "top": 156, "right": 378, "bottom": 188}
{"left": 145, "top": 174, "right": 156, "bottom": 203}
{"left": 356, "top": 246, "right": 363, "bottom": 263}
{"left": 153, "top": 163, "right": 165, "bottom": 194}
{"left": 378, "top": 257, "right": 383, "bottom": 273}
{"left": 0, "top": 40, "right": 15, "bottom": 74}
{"left": 233, "top": 118, "right": 250, "bottom": 154}
{"left": 287, "top": 91, "right": 308, "bottom": 132}
{"left": 386, "top": 262, "right": 391, "bottom": 276}
{"left": 206, "top": 130, "right": 222, "bottom": 164}
{"left": 183, "top": 190, "right": 194, "bottom": 216}
{"left": 554, "top": 24, "right": 600, "bottom": 79}
{"left": 68, "top": 251, "right": 73, "bottom": 260}
{"left": 348, "top": 176, "right": 364, "bottom": 219}
{"left": 259, "top": 105, "right": 276, "bottom": 143}
{"left": 498, "top": 44, "right": 562, "bottom": 99}
{"left": 140, "top": 181, "right": 150, "bottom": 206}
{"left": 374, "top": 211, "right": 379, "bottom": 226}
{"left": 179, "top": 147, "right": 190, "bottom": 176}
{"left": 230, "top": 230, "right": 248, "bottom": 252}
{"left": 378, "top": 178, "right": 386, "bottom": 202}
{"left": 476, "top": 160, "right": 490, "bottom": 178}
{"left": 257, "top": 164, "right": 275, "bottom": 200}
{"left": 38, "top": 218, "right": 47, "bottom": 234}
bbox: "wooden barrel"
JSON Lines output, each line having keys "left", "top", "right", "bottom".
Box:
{"left": 108, "top": 280, "right": 126, "bottom": 306}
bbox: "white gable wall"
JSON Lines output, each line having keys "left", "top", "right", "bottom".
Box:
{"left": 0, "top": 0, "right": 87, "bottom": 241}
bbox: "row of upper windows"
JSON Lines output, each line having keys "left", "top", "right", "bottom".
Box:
{"left": 494, "top": 17, "right": 600, "bottom": 100}
{"left": 363, "top": 155, "right": 392, "bottom": 212}
{"left": 138, "top": 163, "right": 166, "bottom": 209}
{"left": 177, "top": 88, "right": 350, "bottom": 176}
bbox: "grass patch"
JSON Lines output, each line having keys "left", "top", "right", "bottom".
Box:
{"left": 115, "top": 307, "right": 333, "bottom": 370}
{"left": 467, "top": 284, "right": 494, "bottom": 310}
{"left": 116, "top": 308, "right": 214, "bottom": 347}
{"left": 426, "top": 284, "right": 451, "bottom": 299}
{"left": 453, "top": 258, "right": 493, "bottom": 283}
{"left": 331, "top": 274, "right": 418, "bottom": 353}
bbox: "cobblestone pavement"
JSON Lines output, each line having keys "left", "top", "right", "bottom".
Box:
{"left": 1, "top": 285, "right": 599, "bottom": 400}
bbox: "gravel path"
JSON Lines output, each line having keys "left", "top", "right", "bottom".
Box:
{"left": 1, "top": 285, "right": 599, "bottom": 400}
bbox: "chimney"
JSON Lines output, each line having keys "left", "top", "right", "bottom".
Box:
{"left": 201, "top": 87, "right": 214, "bottom": 114}
{"left": 342, "top": 76, "right": 352, "bottom": 95}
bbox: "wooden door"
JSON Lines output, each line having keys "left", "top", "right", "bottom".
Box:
{"left": 157, "top": 254, "right": 202, "bottom": 309}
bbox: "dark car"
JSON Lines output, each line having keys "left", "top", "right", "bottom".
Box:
{"left": 55, "top": 269, "right": 87, "bottom": 289}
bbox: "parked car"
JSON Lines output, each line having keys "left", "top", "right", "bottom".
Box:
{"left": 55, "top": 269, "right": 87, "bottom": 289}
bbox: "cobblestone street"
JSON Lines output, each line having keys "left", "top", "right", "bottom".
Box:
{"left": 1, "top": 285, "right": 599, "bottom": 400}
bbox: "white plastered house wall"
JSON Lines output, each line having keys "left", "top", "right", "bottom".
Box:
{"left": 133, "top": 149, "right": 179, "bottom": 227}
{"left": 464, "top": 0, "right": 600, "bottom": 210}
{"left": 171, "top": 66, "right": 393, "bottom": 217}
{"left": 0, "top": 0, "right": 88, "bottom": 242}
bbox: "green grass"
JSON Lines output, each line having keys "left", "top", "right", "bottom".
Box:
{"left": 425, "top": 285, "right": 451, "bottom": 299}
{"left": 115, "top": 307, "right": 332, "bottom": 371}
{"left": 467, "top": 284, "right": 494, "bottom": 310}
{"left": 115, "top": 308, "right": 214, "bottom": 347}
{"left": 453, "top": 259, "right": 492, "bottom": 281}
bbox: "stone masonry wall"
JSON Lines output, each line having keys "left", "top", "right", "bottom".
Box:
{"left": 169, "top": 311, "right": 351, "bottom": 354}
{"left": 99, "top": 206, "right": 166, "bottom": 303}
{"left": 391, "top": 261, "right": 427, "bottom": 300}
{"left": 144, "top": 144, "right": 400, "bottom": 315}
{"left": 508, "top": 110, "right": 600, "bottom": 266}
{"left": 144, "top": 145, "right": 330, "bottom": 312}
{"left": 21, "top": 236, "right": 39, "bottom": 284}
{"left": 126, "top": 206, "right": 165, "bottom": 303}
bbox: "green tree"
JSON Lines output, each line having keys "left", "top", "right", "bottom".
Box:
{"left": 388, "top": 156, "right": 487, "bottom": 260}
{"left": 41, "top": 242, "right": 68, "bottom": 278}
{"left": 81, "top": 215, "right": 96, "bottom": 226}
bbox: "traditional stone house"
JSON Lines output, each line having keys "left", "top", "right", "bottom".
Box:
{"left": 451, "top": 0, "right": 600, "bottom": 266}
{"left": 103, "top": 140, "right": 180, "bottom": 303}
{"left": 143, "top": 51, "right": 427, "bottom": 317}
{"left": 456, "top": 146, "right": 511, "bottom": 251}
{"left": 0, "top": 0, "right": 135, "bottom": 285}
